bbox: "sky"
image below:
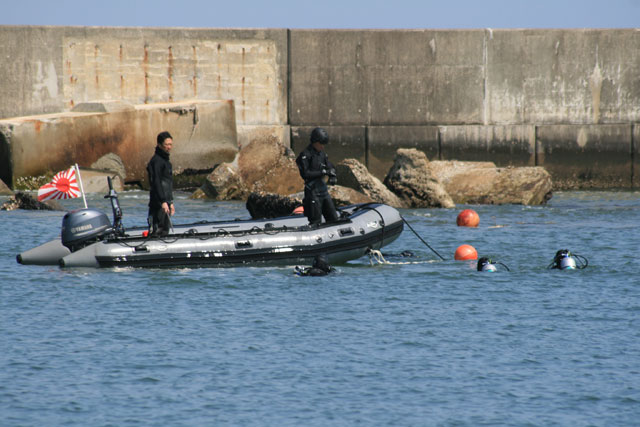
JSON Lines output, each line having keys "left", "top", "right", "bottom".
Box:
{"left": 1, "top": 0, "right": 639, "bottom": 29}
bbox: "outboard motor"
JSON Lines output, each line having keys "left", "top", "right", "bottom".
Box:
{"left": 61, "top": 208, "right": 112, "bottom": 251}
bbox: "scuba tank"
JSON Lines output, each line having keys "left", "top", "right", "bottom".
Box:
{"left": 548, "top": 249, "right": 588, "bottom": 270}
{"left": 477, "top": 257, "right": 510, "bottom": 272}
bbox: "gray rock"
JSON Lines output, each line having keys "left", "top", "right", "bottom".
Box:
{"left": 328, "top": 186, "right": 374, "bottom": 207}
{"left": 237, "top": 137, "right": 304, "bottom": 196}
{"left": 428, "top": 161, "right": 553, "bottom": 205}
{"left": 200, "top": 162, "right": 249, "bottom": 201}
{"left": 336, "top": 159, "right": 406, "bottom": 208}
{"left": 91, "top": 153, "right": 127, "bottom": 181}
{"left": 384, "top": 149, "right": 455, "bottom": 208}
{"left": 78, "top": 169, "right": 123, "bottom": 193}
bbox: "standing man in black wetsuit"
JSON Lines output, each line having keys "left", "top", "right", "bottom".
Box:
{"left": 147, "top": 131, "right": 175, "bottom": 235}
{"left": 296, "top": 127, "right": 339, "bottom": 225}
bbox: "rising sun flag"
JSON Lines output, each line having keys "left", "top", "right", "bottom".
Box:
{"left": 37, "top": 167, "right": 82, "bottom": 202}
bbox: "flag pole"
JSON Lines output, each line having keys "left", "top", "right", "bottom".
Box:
{"left": 74, "top": 163, "right": 88, "bottom": 209}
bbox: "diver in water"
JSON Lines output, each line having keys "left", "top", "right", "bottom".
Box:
{"left": 548, "top": 249, "right": 588, "bottom": 270}
{"left": 477, "top": 257, "right": 510, "bottom": 272}
{"left": 294, "top": 253, "right": 335, "bottom": 276}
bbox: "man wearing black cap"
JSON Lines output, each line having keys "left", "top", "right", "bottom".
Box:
{"left": 295, "top": 127, "right": 339, "bottom": 225}
{"left": 147, "top": 131, "right": 175, "bottom": 235}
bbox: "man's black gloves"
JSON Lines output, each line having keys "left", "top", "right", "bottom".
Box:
{"left": 327, "top": 168, "right": 337, "bottom": 185}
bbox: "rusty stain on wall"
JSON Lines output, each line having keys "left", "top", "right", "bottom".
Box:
{"left": 192, "top": 45, "right": 198, "bottom": 98}
{"left": 119, "top": 44, "right": 125, "bottom": 99}
{"left": 143, "top": 44, "right": 150, "bottom": 104}
{"left": 168, "top": 46, "right": 174, "bottom": 101}
{"left": 265, "top": 99, "right": 270, "bottom": 123}
{"left": 94, "top": 44, "right": 100, "bottom": 89}
{"left": 241, "top": 77, "right": 246, "bottom": 123}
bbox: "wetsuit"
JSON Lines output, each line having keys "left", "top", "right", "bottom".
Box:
{"left": 147, "top": 146, "right": 173, "bottom": 235}
{"left": 294, "top": 254, "right": 335, "bottom": 276}
{"left": 296, "top": 144, "right": 338, "bottom": 225}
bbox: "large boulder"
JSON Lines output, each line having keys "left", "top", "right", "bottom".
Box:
{"left": 428, "top": 160, "right": 553, "bottom": 205}
{"left": 384, "top": 149, "right": 455, "bottom": 208}
{"left": 329, "top": 186, "right": 374, "bottom": 206}
{"left": 336, "top": 159, "right": 406, "bottom": 208}
{"left": 197, "top": 137, "right": 305, "bottom": 201}
{"left": 78, "top": 168, "right": 123, "bottom": 193}
{"left": 90, "top": 153, "right": 127, "bottom": 181}
{"left": 237, "top": 137, "right": 304, "bottom": 195}
{"left": 200, "top": 162, "right": 249, "bottom": 201}
{"left": 251, "top": 154, "right": 304, "bottom": 196}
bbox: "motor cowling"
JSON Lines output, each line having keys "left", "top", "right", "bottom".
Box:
{"left": 61, "top": 208, "right": 112, "bottom": 251}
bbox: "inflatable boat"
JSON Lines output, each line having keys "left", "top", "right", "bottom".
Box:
{"left": 17, "top": 182, "right": 403, "bottom": 269}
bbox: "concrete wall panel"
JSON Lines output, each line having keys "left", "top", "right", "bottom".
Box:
{"left": 367, "top": 126, "right": 439, "bottom": 179}
{"left": 487, "top": 29, "right": 640, "bottom": 125}
{"left": 0, "top": 26, "right": 66, "bottom": 118}
{"left": 289, "top": 30, "right": 485, "bottom": 126}
{"left": 440, "top": 125, "right": 536, "bottom": 166}
{"left": 536, "top": 124, "right": 632, "bottom": 188}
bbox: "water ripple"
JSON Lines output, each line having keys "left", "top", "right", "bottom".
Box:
{"left": 2, "top": 191, "right": 640, "bottom": 425}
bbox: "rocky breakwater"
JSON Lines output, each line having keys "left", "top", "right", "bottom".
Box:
{"left": 195, "top": 140, "right": 552, "bottom": 218}
{"left": 195, "top": 136, "right": 376, "bottom": 218}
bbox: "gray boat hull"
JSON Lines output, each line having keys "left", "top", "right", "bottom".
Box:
{"left": 18, "top": 203, "right": 404, "bottom": 269}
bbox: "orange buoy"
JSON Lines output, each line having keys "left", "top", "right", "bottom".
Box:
{"left": 454, "top": 244, "right": 478, "bottom": 260}
{"left": 292, "top": 205, "right": 304, "bottom": 215}
{"left": 456, "top": 209, "right": 480, "bottom": 227}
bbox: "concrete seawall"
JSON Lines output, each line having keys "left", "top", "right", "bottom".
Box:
{"left": 0, "top": 100, "right": 238, "bottom": 186}
{"left": 1, "top": 26, "right": 638, "bottom": 189}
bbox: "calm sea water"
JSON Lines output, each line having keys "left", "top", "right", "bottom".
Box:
{"left": 1, "top": 191, "right": 639, "bottom": 426}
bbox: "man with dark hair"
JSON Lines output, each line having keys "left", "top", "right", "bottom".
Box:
{"left": 147, "top": 131, "right": 175, "bottom": 235}
{"left": 295, "top": 127, "right": 338, "bottom": 225}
